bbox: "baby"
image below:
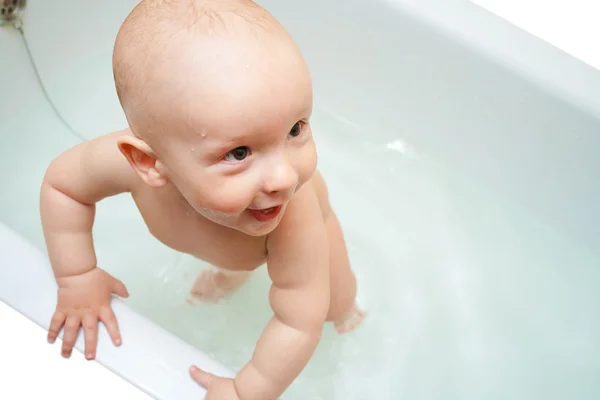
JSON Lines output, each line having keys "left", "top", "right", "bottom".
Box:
{"left": 40, "top": 0, "right": 364, "bottom": 398}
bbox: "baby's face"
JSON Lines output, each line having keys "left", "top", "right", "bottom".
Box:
{"left": 154, "top": 37, "right": 316, "bottom": 236}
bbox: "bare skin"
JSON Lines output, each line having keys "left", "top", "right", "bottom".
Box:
{"left": 40, "top": 0, "right": 365, "bottom": 399}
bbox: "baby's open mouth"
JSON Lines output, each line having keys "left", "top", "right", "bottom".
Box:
{"left": 247, "top": 205, "right": 282, "bottom": 222}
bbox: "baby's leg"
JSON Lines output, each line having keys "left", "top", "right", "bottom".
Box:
{"left": 190, "top": 267, "right": 251, "bottom": 303}
{"left": 325, "top": 211, "right": 365, "bottom": 334}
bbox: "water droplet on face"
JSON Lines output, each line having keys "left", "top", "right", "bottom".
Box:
{"left": 191, "top": 147, "right": 195, "bottom": 152}
{"left": 200, "top": 129, "right": 207, "bottom": 138}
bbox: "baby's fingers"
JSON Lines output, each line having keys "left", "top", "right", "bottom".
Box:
{"left": 82, "top": 314, "right": 99, "bottom": 360}
{"left": 47, "top": 310, "right": 66, "bottom": 344}
{"left": 111, "top": 278, "right": 129, "bottom": 299}
{"left": 189, "top": 365, "right": 215, "bottom": 389}
{"left": 61, "top": 315, "right": 81, "bottom": 358}
{"left": 99, "top": 306, "right": 122, "bottom": 346}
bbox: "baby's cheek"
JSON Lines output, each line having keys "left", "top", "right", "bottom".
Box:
{"left": 297, "top": 143, "right": 318, "bottom": 184}
{"left": 194, "top": 181, "right": 256, "bottom": 214}
{"left": 212, "top": 195, "right": 248, "bottom": 214}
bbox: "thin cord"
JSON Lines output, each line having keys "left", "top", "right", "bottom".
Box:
{"left": 15, "top": 21, "right": 87, "bottom": 142}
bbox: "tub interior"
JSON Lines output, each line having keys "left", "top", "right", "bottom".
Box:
{"left": 1, "top": 0, "right": 600, "bottom": 399}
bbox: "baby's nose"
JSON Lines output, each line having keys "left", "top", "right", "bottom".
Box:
{"left": 263, "top": 159, "right": 298, "bottom": 195}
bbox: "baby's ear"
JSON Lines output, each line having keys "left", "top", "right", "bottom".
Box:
{"left": 116, "top": 136, "right": 168, "bottom": 188}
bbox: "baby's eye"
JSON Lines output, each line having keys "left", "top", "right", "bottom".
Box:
{"left": 224, "top": 146, "right": 250, "bottom": 162}
{"left": 288, "top": 122, "right": 303, "bottom": 138}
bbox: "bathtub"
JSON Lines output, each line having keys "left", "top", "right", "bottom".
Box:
{"left": 1, "top": 0, "right": 599, "bottom": 399}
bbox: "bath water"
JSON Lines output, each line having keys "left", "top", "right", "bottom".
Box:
{"left": 94, "top": 110, "right": 600, "bottom": 399}
{"left": 1, "top": 108, "right": 599, "bottom": 399}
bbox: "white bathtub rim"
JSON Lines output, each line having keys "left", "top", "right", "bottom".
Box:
{"left": 0, "top": 221, "right": 233, "bottom": 400}
{"left": 380, "top": 0, "right": 600, "bottom": 121}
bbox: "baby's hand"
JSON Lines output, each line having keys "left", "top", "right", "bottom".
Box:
{"left": 47, "top": 267, "right": 129, "bottom": 360}
{"left": 190, "top": 366, "right": 240, "bottom": 400}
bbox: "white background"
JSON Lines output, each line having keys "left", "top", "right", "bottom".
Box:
{"left": 0, "top": 302, "right": 152, "bottom": 399}
{"left": 1, "top": 1, "right": 598, "bottom": 399}
{"left": 471, "top": 0, "right": 600, "bottom": 69}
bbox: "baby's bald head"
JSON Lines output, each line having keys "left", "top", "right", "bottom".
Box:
{"left": 112, "top": 0, "right": 316, "bottom": 235}
{"left": 112, "top": 0, "right": 306, "bottom": 143}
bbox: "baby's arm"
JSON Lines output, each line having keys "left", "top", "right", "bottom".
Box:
{"left": 40, "top": 130, "right": 136, "bottom": 359}
{"left": 41, "top": 130, "right": 134, "bottom": 277}
{"left": 235, "top": 185, "right": 330, "bottom": 399}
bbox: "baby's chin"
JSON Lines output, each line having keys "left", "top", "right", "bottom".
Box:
{"left": 235, "top": 225, "right": 277, "bottom": 237}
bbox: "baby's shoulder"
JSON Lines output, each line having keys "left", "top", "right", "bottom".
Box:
{"left": 76, "top": 128, "right": 139, "bottom": 193}
{"left": 42, "top": 128, "right": 138, "bottom": 205}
